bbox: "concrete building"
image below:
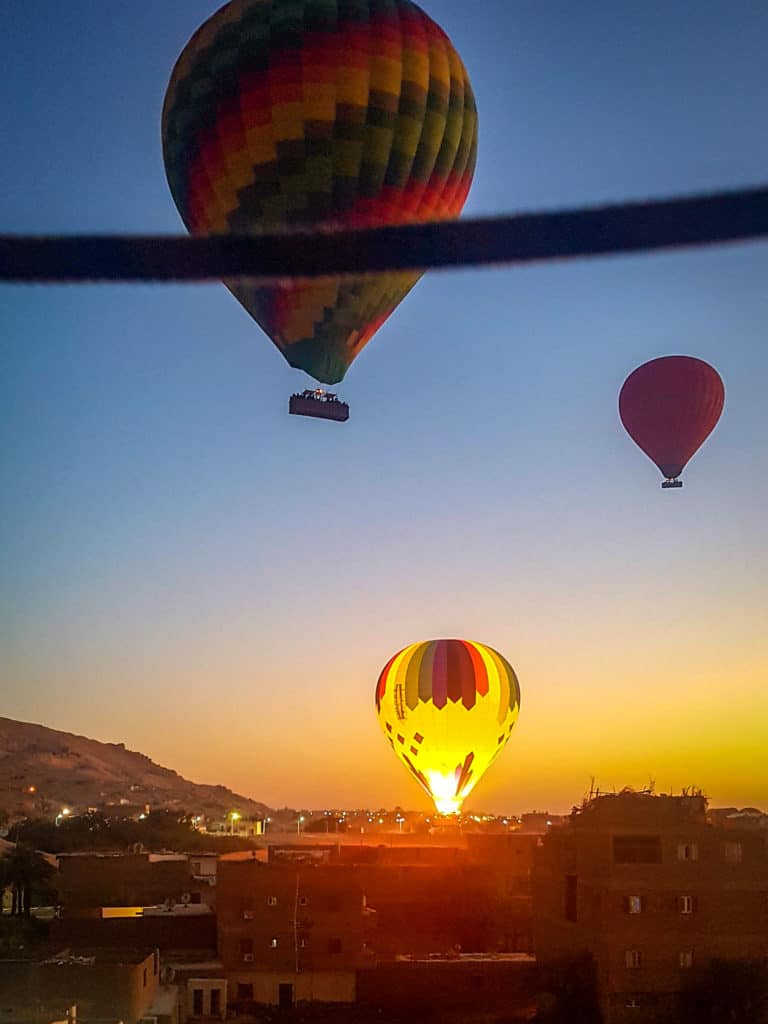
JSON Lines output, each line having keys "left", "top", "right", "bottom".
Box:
{"left": 217, "top": 850, "right": 371, "bottom": 1009}
{"left": 533, "top": 791, "right": 768, "bottom": 1023}
{"left": 0, "top": 949, "right": 161, "bottom": 1024}
{"left": 357, "top": 954, "right": 536, "bottom": 1018}
{"left": 336, "top": 838, "right": 534, "bottom": 956}
{"left": 58, "top": 852, "right": 216, "bottom": 913}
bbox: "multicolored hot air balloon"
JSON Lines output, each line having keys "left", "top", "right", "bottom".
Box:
{"left": 619, "top": 355, "right": 725, "bottom": 488}
{"left": 162, "top": 0, "right": 478, "bottom": 393}
{"left": 375, "top": 639, "right": 521, "bottom": 815}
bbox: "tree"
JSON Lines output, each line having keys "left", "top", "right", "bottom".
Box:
{"left": 678, "top": 958, "right": 768, "bottom": 1024}
{"left": 0, "top": 844, "right": 57, "bottom": 917}
{"left": 537, "top": 954, "right": 603, "bottom": 1024}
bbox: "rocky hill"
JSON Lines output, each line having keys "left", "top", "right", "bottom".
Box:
{"left": 0, "top": 717, "right": 270, "bottom": 822}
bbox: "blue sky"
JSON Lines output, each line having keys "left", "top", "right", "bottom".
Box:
{"left": 2, "top": 2, "right": 767, "bottom": 812}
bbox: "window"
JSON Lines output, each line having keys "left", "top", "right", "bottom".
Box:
{"left": 725, "top": 841, "right": 743, "bottom": 864}
{"left": 143, "top": 968, "right": 147, "bottom": 987}
{"left": 242, "top": 909, "right": 255, "bottom": 920}
{"left": 210, "top": 989, "right": 221, "bottom": 1016}
{"left": 299, "top": 937, "right": 308, "bottom": 948}
{"left": 328, "top": 937, "right": 343, "bottom": 955}
{"left": 678, "top": 894, "right": 695, "bottom": 914}
{"left": 239, "top": 938, "right": 253, "bottom": 955}
{"left": 267, "top": 895, "right": 278, "bottom": 906}
{"left": 270, "top": 937, "right": 279, "bottom": 948}
{"left": 193, "top": 989, "right": 204, "bottom": 1015}
{"left": 613, "top": 836, "right": 662, "bottom": 864}
{"left": 625, "top": 895, "right": 643, "bottom": 914}
{"left": 236, "top": 983, "right": 254, "bottom": 1001}
{"left": 625, "top": 950, "right": 642, "bottom": 969}
{"left": 191, "top": 891, "right": 202, "bottom": 904}
{"left": 565, "top": 875, "right": 578, "bottom": 922}
{"left": 298, "top": 895, "right": 309, "bottom": 906}
{"left": 626, "top": 997, "right": 641, "bottom": 1009}
{"left": 191, "top": 861, "right": 201, "bottom": 874}
{"left": 679, "top": 950, "right": 694, "bottom": 968}
{"left": 677, "top": 842, "right": 699, "bottom": 862}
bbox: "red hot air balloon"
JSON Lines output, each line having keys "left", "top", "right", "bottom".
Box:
{"left": 619, "top": 356, "right": 725, "bottom": 488}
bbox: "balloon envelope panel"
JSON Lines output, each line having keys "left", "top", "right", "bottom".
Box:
{"left": 376, "top": 639, "right": 521, "bottom": 814}
{"left": 619, "top": 355, "right": 725, "bottom": 480}
{"left": 162, "top": 0, "right": 478, "bottom": 384}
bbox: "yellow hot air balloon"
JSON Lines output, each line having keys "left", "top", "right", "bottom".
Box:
{"left": 375, "top": 639, "right": 521, "bottom": 815}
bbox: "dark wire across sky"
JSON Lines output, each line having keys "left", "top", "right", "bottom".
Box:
{"left": 2, "top": 186, "right": 767, "bottom": 282}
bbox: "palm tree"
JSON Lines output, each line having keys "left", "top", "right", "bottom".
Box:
{"left": 0, "top": 844, "right": 56, "bottom": 917}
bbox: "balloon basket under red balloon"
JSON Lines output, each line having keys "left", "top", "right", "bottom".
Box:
{"left": 661, "top": 479, "right": 683, "bottom": 489}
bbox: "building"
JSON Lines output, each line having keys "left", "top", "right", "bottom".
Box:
{"left": 217, "top": 850, "right": 371, "bottom": 1009}
{"left": 358, "top": 954, "right": 536, "bottom": 1018}
{"left": 58, "top": 852, "right": 216, "bottom": 912}
{"left": 0, "top": 949, "right": 161, "bottom": 1024}
{"left": 336, "top": 839, "right": 534, "bottom": 956}
{"left": 52, "top": 903, "right": 218, "bottom": 960}
{"left": 533, "top": 791, "right": 768, "bottom": 1023}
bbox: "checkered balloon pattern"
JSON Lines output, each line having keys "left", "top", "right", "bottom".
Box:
{"left": 162, "top": 0, "right": 478, "bottom": 384}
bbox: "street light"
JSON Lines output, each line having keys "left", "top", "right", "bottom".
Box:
{"left": 229, "top": 811, "right": 241, "bottom": 836}
{"left": 297, "top": 815, "right": 305, "bottom": 835}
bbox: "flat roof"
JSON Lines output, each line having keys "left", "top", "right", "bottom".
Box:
{"left": 388, "top": 953, "right": 535, "bottom": 965}
{"left": 0, "top": 950, "right": 153, "bottom": 967}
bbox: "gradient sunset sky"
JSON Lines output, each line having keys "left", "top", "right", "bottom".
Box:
{"left": 2, "top": 1, "right": 766, "bottom": 815}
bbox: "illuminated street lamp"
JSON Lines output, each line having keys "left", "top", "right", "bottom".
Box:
{"left": 229, "top": 811, "right": 241, "bottom": 836}
{"left": 297, "top": 815, "right": 305, "bottom": 835}
{"left": 264, "top": 817, "right": 271, "bottom": 833}
{"left": 55, "top": 807, "right": 71, "bottom": 827}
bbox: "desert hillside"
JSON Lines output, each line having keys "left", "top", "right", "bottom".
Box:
{"left": 0, "top": 717, "right": 270, "bottom": 821}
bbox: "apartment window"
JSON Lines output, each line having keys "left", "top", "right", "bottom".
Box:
{"left": 210, "top": 989, "right": 221, "bottom": 1016}
{"left": 613, "top": 836, "right": 662, "bottom": 864}
{"left": 242, "top": 909, "right": 255, "bottom": 920}
{"left": 678, "top": 894, "right": 696, "bottom": 914}
{"left": 564, "top": 875, "right": 578, "bottom": 922}
{"left": 328, "top": 938, "right": 343, "bottom": 955}
{"left": 236, "top": 983, "right": 254, "bottom": 1001}
{"left": 725, "top": 841, "right": 743, "bottom": 864}
{"left": 299, "top": 937, "right": 308, "bottom": 948}
{"left": 240, "top": 938, "right": 253, "bottom": 956}
{"left": 679, "top": 950, "right": 694, "bottom": 969}
{"left": 193, "top": 989, "right": 204, "bottom": 1015}
{"left": 191, "top": 891, "right": 202, "bottom": 904}
{"left": 270, "top": 937, "right": 279, "bottom": 948}
{"left": 267, "top": 895, "right": 278, "bottom": 906}
{"left": 625, "top": 950, "right": 642, "bottom": 969}
{"left": 191, "top": 860, "right": 201, "bottom": 874}
{"left": 298, "top": 895, "right": 309, "bottom": 907}
{"left": 625, "top": 997, "right": 641, "bottom": 1009}
{"left": 677, "top": 842, "right": 699, "bottom": 862}
{"left": 624, "top": 895, "right": 643, "bottom": 915}
{"left": 143, "top": 968, "right": 147, "bottom": 987}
